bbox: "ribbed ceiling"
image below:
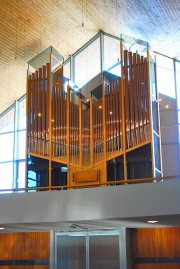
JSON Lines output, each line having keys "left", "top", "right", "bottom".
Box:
{"left": 0, "top": 0, "right": 179, "bottom": 113}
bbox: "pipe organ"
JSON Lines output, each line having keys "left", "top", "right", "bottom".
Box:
{"left": 26, "top": 38, "right": 162, "bottom": 189}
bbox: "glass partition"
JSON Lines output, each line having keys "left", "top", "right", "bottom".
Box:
{"left": 175, "top": 61, "right": 180, "bottom": 143}
{"left": 0, "top": 133, "right": 14, "bottom": 162}
{"left": 121, "top": 34, "right": 148, "bottom": 57}
{"left": 156, "top": 54, "right": 176, "bottom": 98}
{"left": 74, "top": 36, "right": 101, "bottom": 87}
{"left": 0, "top": 106, "right": 15, "bottom": 133}
{"left": 0, "top": 162, "right": 14, "bottom": 191}
{"left": 104, "top": 34, "right": 120, "bottom": 76}
{"left": 0, "top": 96, "right": 26, "bottom": 192}
{"left": 63, "top": 59, "right": 71, "bottom": 80}
{"left": 156, "top": 54, "right": 179, "bottom": 176}
{"left": 18, "top": 97, "right": 26, "bottom": 130}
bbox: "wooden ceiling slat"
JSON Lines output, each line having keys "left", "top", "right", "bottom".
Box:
{"left": 0, "top": 0, "right": 179, "bottom": 113}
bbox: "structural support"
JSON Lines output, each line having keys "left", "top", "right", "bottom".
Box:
{"left": 119, "top": 228, "right": 132, "bottom": 269}
{"left": 50, "top": 230, "right": 55, "bottom": 269}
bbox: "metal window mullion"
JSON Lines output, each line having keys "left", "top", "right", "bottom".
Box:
{"left": 13, "top": 100, "right": 19, "bottom": 189}
{"left": 173, "top": 59, "right": 180, "bottom": 168}
{"left": 100, "top": 31, "right": 104, "bottom": 73}
{"left": 70, "top": 55, "right": 75, "bottom": 83}
{"left": 50, "top": 230, "right": 55, "bottom": 269}
{"left": 173, "top": 59, "right": 178, "bottom": 126}
{"left": 86, "top": 233, "right": 89, "bottom": 269}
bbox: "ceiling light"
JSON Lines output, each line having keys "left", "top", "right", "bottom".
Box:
{"left": 0, "top": 227, "right": 5, "bottom": 230}
{"left": 165, "top": 104, "right": 169, "bottom": 109}
{"left": 147, "top": 220, "right": 158, "bottom": 224}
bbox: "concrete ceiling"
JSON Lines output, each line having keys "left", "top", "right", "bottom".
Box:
{"left": 0, "top": 0, "right": 180, "bottom": 114}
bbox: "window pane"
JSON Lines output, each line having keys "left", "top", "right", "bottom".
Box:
{"left": 0, "top": 106, "right": 15, "bottom": 133}
{"left": 17, "top": 130, "right": 26, "bottom": 159}
{"left": 152, "top": 98, "right": 159, "bottom": 133}
{"left": 63, "top": 60, "right": 71, "bottom": 80}
{"left": 104, "top": 35, "right": 120, "bottom": 76}
{"left": 175, "top": 61, "right": 180, "bottom": 143}
{"left": 153, "top": 133, "right": 161, "bottom": 171}
{"left": 0, "top": 133, "right": 14, "bottom": 162}
{"left": 18, "top": 97, "right": 26, "bottom": 130}
{"left": 176, "top": 61, "right": 180, "bottom": 107}
{"left": 0, "top": 162, "right": 13, "bottom": 190}
{"left": 156, "top": 54, "right": 175, "bottom": 98}
{"left": 17, "top": 161, "right": 25, "bottom": 189}
{"left": 75, "top": 37, "right": 101, "bottom": 87}
{"left": 150, "top": 59, "right": 157, "bottom": 99}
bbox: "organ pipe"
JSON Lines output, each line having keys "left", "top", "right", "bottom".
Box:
{"left": 27, "top": 46, "right": 161, "bottom": 186}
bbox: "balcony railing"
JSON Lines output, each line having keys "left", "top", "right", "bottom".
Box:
{"left": 0, "top": 175, "right": 180, "bottom": 194}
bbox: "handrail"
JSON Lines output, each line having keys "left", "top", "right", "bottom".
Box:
{"left": 0, "top": 175, "right": 180, "bottom": 194}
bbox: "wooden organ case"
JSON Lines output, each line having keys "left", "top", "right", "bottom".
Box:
{"left": 26, "top": 42, "right": 162, "bottom": 189}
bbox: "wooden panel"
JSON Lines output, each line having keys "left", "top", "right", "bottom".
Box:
{"left": 131, "top": 227, "right": 180, "bottom": 258}
{"left": 0, "top": 232, "right": 49, "bottom": 260}
{"left": 75, "top": 170, "right": 99, "bottom": 183}
{"left": 133, "top": 265, "right": 180, "bottom": 269}
{"left": 0, "top": 265, "right": 49, "bottom": 268}
{"left": 13, "top": 267, "right": 48, "bottom": 269}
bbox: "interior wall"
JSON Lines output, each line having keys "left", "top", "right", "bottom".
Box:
{"left": 130, "top": 227, "right": 180, "bottom": 269}
{"left": 0, "top": 232, "right": 49, "bottom": 268}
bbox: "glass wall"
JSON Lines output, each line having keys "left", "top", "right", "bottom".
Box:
{"left": 104, "top": 35, "right": 120, "bottom": 76}
{"left": 156, "top": 55, "right": 176, "bottom": 98}
{"left": 0, "top": 107, "right": 15, "bottom": 191}
{"left": 175, "top": 61, "right": 180, "bottom": 173}
{"left": 74, "top": 36, "right": 101, "bottom": 88}
{"left": 0, "top": 96, "right": 26, "bottom": 192}
{"left": 156, "top": 54, "right": 180, "bottom": 176}
{"left": 175, "top": 61, "right": 180, "bottom": 143}
{"left": 63, "top": 59, "right": 71, "bottom": 80}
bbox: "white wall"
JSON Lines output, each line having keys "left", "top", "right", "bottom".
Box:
{"left": 0, "top": 180, "right": 180, "bottom": 225}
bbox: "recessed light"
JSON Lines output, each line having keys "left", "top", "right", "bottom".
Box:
{"left": 147, "top": 220, "right": 158, "bottom": 224}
